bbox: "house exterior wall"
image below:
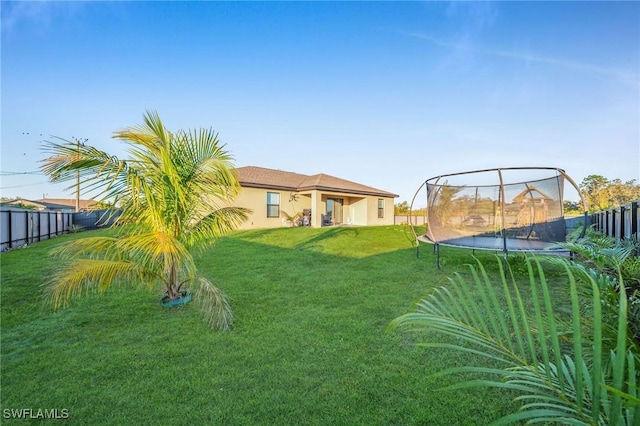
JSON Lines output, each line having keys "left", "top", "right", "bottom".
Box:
{"left": 349, "top": 198, "right": 368, "bottom": 225}
{"left": 233, "top": 186, "right": 311, "bottom": 229}
{"left": 365, "top": 196, "right": 395, "bottom": 226}
{"left": 233, "top": 186, "right": 395, "bottom": 229}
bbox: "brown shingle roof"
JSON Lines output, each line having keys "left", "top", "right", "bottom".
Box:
{"left": 234, "top": 166, "right": 308, "bottom": 190}
{"left": 235, "top": 166, "right": 398, "bottom": 198}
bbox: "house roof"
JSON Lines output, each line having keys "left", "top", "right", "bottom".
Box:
{"left": 1, "top": 199, "right": 74, "bottom": 210}
{"left": 1, "top": 198, "right": 98, "bottom": 211}
{"left": 37, "top": 198, "right": 97, "bottom": 210}
{"left": 235, "top": 166, "right": 398, "bottom": 198}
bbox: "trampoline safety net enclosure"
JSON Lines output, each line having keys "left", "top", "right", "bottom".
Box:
{"left": 411, "top": 167, "right": 587, "bottom": 255}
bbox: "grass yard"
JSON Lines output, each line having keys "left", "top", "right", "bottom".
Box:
{"left": 0, "top": 225, "right": 554, "bottom": 425}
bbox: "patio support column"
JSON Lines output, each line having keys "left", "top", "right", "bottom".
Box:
{"left": 310, "top": 191, "right": 320, "bottom": 228}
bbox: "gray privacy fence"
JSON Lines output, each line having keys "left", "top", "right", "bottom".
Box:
{"left": 72, "top": 209, "right": 121, "bottom": 230}
{"left": 565, "top": 215, "right": 589, "bottom": 237}
{"left": 589, "top": 201, "right": 639, "bottom": 240}
{"left": 0, "top": 209, "right": 73, "bottom": 251}
{"left": 1, "top": 208, "right": 120, "bottom": 252}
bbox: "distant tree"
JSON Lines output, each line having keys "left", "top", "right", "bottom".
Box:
{"left": 394, "top": 200, "right": 427, "bottom": 216}
{"left": 608, "top": 178, "right": 640, "bottom": 207}
{"left": 394, "top": 201, "right": 409, "bottom": 214}
{"left": 431, "top": 184, "right": 461, "bottom": 226}
{"left": 90, "top": 200, "right": 115, "bottom": 210}
{"left": 20, "top": 203, "right": 38, "bottom": 210}
{"left": 563, "top": 200, "right": 583, "bottom": 216}
{"left": 581, "top": 175, "right": 640, "bottom": 212}
{"left": 3, "top": 201, "right": 37, "bottom": 210}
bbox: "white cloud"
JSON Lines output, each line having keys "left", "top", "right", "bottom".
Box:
{"left": 408, "top": 32, "right": 640, "bottom": 89}
{"left": 445, "top": 1, "right": 499, "bottom": 30}
{"left": 1, "top": 1, "right": 86, "bottom": 39}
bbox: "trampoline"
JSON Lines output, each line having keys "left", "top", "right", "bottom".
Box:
{"left": 410, "top": 167, "right": 588, "bottom": 267}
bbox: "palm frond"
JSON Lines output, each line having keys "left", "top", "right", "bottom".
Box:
{"left": 113, "top": 109, "right": 172, "bottom": 156}
{"left": 50, "top": 235, "right": 121, "bottom": 259}
{"left": 194, "top": 277, "right": 233, "bottom": 332}
{"left": 40, "top": 137, "right": 131, "bottom": 201}
{"left": 390, "top": 255, "right": 639, "bottom": 425}
{"left": 185, "top": 206, "right": 251, "bottom": 251}
{"left": 116, "top": 231, "right": 197, "bottom": 283}
{"left": 44, "top": 258, "right": 156, "bottom": 309}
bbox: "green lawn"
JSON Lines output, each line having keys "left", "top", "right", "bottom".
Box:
{"left": 1, "top": 226, "right": 533, "bottom": 425}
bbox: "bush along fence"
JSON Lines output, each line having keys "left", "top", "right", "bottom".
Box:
{"left": 0, "top": 209, "right": 120, "bottom": 252}
{"left": 589, "top": 200, "right": 639, "bottom": 240}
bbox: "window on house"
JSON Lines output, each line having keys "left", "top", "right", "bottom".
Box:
{"left": 378, "top": 198, "right": 384, "bottom": 218}
{"left": 267, "top": 192, "right": 280, "bottom": 218}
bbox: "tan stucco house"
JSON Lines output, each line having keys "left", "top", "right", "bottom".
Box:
{"left": 233, "top": 166, "right": 398, "bottom": 229}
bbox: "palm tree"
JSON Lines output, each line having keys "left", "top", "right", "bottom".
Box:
{"left": 390, "top": 256, "right": 639, "bottom": 424}
{"left": 40, "top": 110, "right": 250, "bottom": 331}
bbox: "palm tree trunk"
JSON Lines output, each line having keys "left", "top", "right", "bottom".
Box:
{"left": 168, "top": 264, "right": 179, "bottom": 299}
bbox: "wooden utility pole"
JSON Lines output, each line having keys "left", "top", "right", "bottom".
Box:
{"left": 73, "top": 137, "right": 87, "bottom": 212}
{"left": 75, "top": 138, "right": 80, "bottom": 212}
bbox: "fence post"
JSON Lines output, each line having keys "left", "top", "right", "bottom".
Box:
{"left": 8, "top": 210, "right": 13, "bottom": 249}
{"left": 37, "top": 212, "right": 41, "bottom": 242}
{"left": 30, "top": 211, "right": 34, "bottom": 244}
{"left": 25, "top": 210, "right": 29, "bottom": 245}
{"left": 614, "top": 207, "right": 621, "bottom": 240}
{"left": 619, "top": 205, "right": 626, "bottom": 240}
{"left": 588, "top": 202, "right": 639, "bottom": 239}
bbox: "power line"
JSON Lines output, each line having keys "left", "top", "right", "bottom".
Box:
{"left": 0, "top": 171, "right": 43, "bottom": 176}
{"left": 0, "top": 181, "right": 50, "bottom": 189}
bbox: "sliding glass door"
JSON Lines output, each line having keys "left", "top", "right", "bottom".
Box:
{"left": 326, "top": 198, "right": 343, "bottom": 224}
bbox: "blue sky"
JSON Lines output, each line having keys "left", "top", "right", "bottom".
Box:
{"left": 2, "top": 1, "right": 639, "bottom": 204}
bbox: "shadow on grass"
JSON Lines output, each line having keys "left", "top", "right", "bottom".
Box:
{"left": 1, "top": 226, "right": 524, "bottom": 425}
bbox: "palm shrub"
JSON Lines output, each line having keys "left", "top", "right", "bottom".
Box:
{"left": 390, "top": 256, "right": 639, "bottom": 425}
{"left": 562, "top": 227, "right": 640, "bottom": 287}
{"left": 40, "top": 111, "right": 250, "bottom": 331}
{"left": 554, "top": 230, "right": 640, "bottom": 347}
